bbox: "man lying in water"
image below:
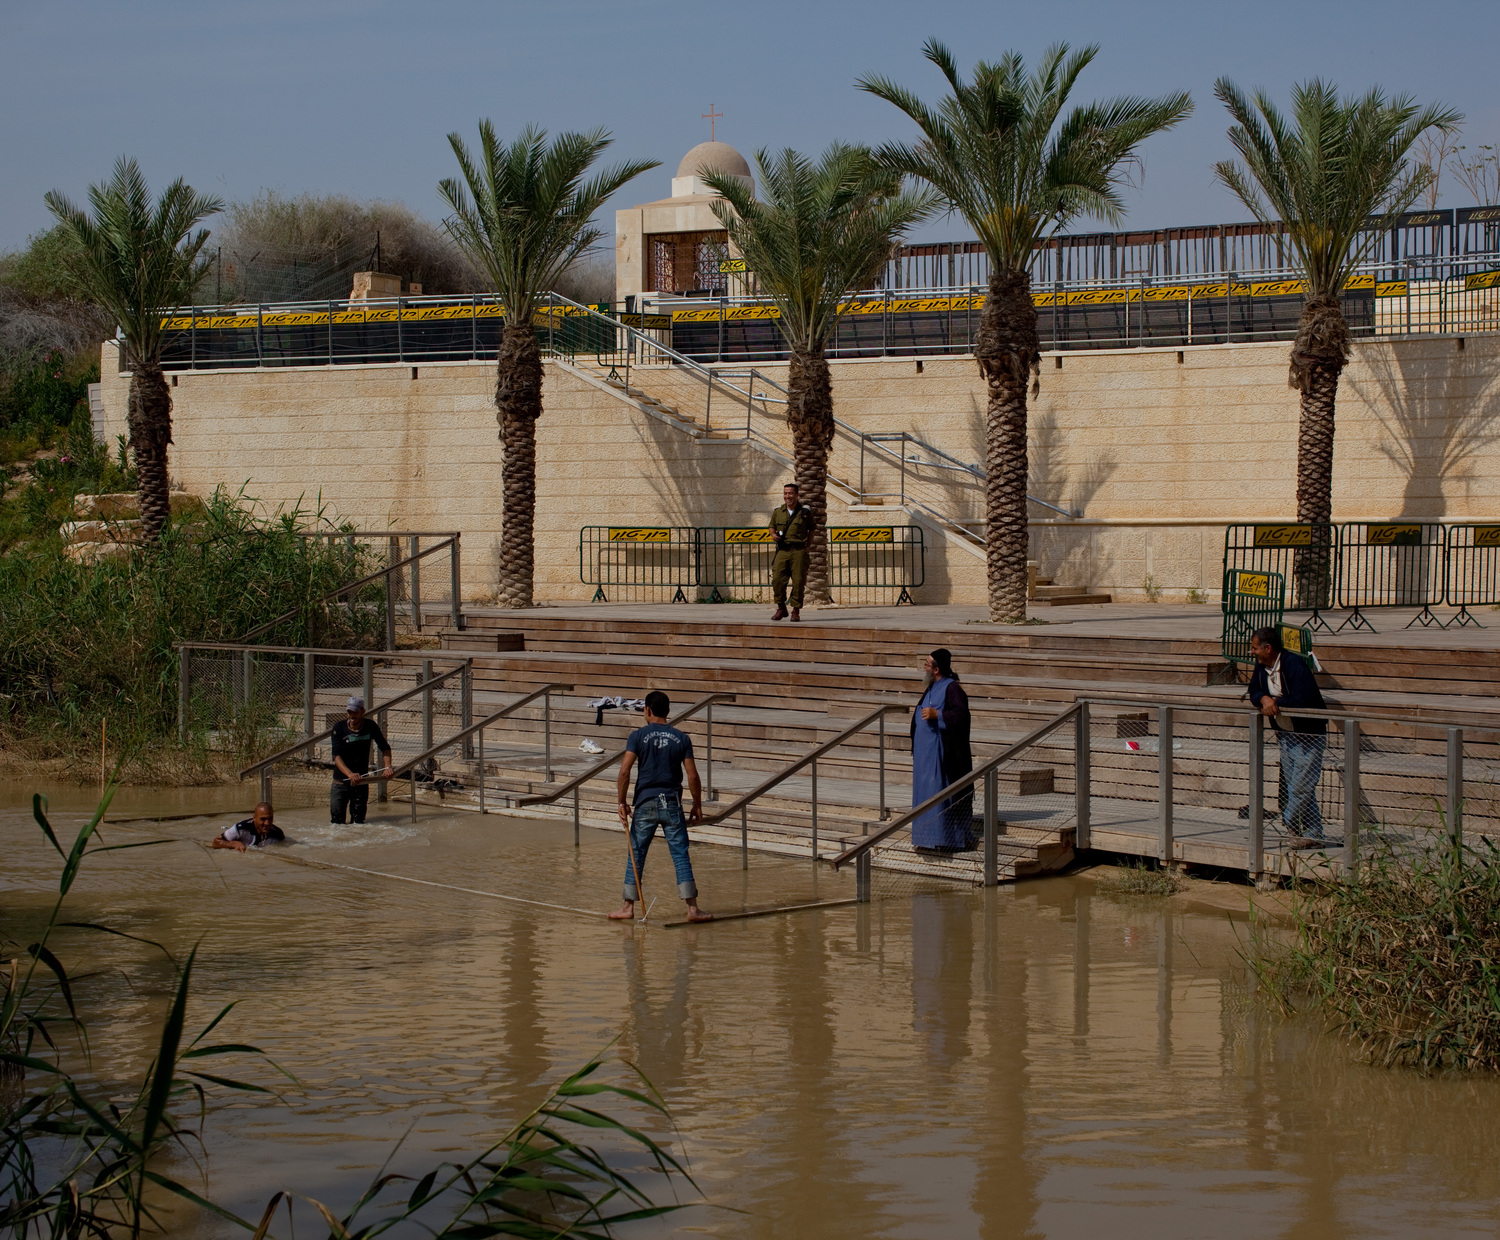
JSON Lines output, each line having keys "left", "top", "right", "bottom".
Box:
{"left": 212, "top": 801, "right": 286, "bottom": 851}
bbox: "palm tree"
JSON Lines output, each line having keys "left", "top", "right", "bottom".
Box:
{"left": 46, "top": 159, "right": 222, "bottom": 544}
{"left": 702, "top": 146, "right": 936, "bottom": 604}
{"left": 440, "top": 122, "right": 657, "bottom": 608}
{"left": 1213, "top": 79, "right": 1460, "bottom": 528}
{"left": 860, "top": 42, "right": 1192, "bottom": 621}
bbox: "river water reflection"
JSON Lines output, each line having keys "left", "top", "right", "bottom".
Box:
{"left": 6, "top": 789, "right": 1500, "bottom": 1238}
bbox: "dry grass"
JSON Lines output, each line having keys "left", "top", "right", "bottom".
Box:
{"left": 1095, "top": 858, "right": 1186, "bottom": 896}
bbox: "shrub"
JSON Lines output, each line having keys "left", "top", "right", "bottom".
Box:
{"left": 1251, "top": 834, "right": 1500, "bottom": 1072}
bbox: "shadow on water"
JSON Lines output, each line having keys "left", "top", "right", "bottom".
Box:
{"left": 6, "top": 789, "right": 1500, "bottom": 1238}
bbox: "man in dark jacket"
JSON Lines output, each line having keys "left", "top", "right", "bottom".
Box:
{"left": 1248, "top": 626, "right": 1329, "bottom": 842}
{"left": 911, "top": 648, "right": 974, "bottom": 850}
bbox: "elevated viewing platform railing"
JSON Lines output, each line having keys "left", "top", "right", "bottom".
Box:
{"left": 148, "top": 247, "right": 1500, "bottom": 374}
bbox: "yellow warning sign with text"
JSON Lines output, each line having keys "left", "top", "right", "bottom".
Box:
{"left": 1471, "top": 526, "right": 1500, "bottom": 547}
{"left": 608, "top": 528, "right": 671, "bottom": 542}
{"left": 723, "top": 528, "right": 775, "bottom": 543}
{"left": 830, "top": 527, "right": 895, "bottom": 543}
{"left": 1234, "top": 571, "right": 1273, "bottom": 598}
{"left": 1253, "top": 525, "right": 1313, "bottom": 547}
{"left": 1366, "top": 523, "right": 1422, "bottom": 546}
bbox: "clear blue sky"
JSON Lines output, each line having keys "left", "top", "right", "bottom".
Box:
{"left": 3, "top": 0, "right": 1497, "bottom": 253}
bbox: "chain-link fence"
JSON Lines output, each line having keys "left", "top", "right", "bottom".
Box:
{"left": 180, "top": 644, "right": 473, "bottom": 811}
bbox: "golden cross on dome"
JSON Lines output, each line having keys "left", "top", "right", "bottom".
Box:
{"left": 701, "top": 104, "right": 723, "bottom": 142}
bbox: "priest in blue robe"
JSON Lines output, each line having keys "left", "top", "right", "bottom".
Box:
{"left": 910, "top": 648, "right": 974, "bottom": 851}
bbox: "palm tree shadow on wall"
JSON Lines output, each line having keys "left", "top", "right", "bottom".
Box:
{"left": 1022, "top": 407, "right": 1118, "bottom": 589}
{"left": 1348, "top": 344, "right": 1500, "bottom": 518}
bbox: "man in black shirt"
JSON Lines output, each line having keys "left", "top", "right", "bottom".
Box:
{"left": 330, "top": 696, "right": 394, "bottom": 824}
{"left": 609, "top": 691, "right": 712, "bottom": 922}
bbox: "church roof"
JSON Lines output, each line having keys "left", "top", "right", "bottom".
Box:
{"left": 676, "top": 141, "right": 751, "bottom": 181}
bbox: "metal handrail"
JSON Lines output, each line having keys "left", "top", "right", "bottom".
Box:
{"left": 388, "top": 683, "right": 575, "bottom": 780}
{"left": 516, "top": 692, "right": 737, "bottom": 806}
{"left": 239, "top": 534, "right": 459, "bottom": 643}
{"left": 829, "top": 703, "right": 1082, "bottom": 869}
{"left": 701, "top": 703, "right": 907, "bottom": 826}
{"left": 1076, "top": 694, "right": 1500, "bottom": 736}
{"left": 238, "top": 661, "right": 470, "bottom": 778}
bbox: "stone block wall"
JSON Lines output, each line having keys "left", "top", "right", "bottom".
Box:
{"left": 95, "top": 331, "right": 1500, "bottom": 605}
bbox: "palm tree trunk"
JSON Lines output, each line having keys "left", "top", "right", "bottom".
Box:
{"left": 1285, "top": 296, "right": 1349, "bottom": 610}
{"left": 975, "top": 268, "right": 1040, "bottom": 622}
{"left": 129, "top": 361, "right": 173, "bottom": 544}
{"left": 788, "top": 344, "right": 835, "bottom": 606}
{"left": 1289, "top": 296, "right": 1348, "bottom": 527}
{"left": 495, "top": 323, "right": 543, "bottom": 608}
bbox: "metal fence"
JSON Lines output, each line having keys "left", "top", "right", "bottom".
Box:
{"left": 1443, "top": 524, "right": 1500, "bottom": 626}
{"left": 151, "top": 247, "right": 1500, "bottom": 374}
{"left": 178, "top": 643, "right": 474, "bottom": 809}
{"left": 579, "top": 526, "right": 699, "bottom": 603}
{"left": 1220, "top": 569, "right": 1285, "bottom": 669}
{"left": 1336, "top": 521, "right": 1447, "bottom": 630}
{"left": 580, "top": 525, "right": 925, "bottom": 604}
{"left": 831, "top": 696, "right": 1500, "bottom": 897}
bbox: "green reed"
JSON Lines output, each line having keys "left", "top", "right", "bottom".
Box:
{"left": 1250, "top": 828, "right": 1500, "bottom": 1072}
{"left": 1096, "top": 858, "right": 1185, "bottom": 897}
{"left": 0, "top": 487, "right": 385, "bottom": 773}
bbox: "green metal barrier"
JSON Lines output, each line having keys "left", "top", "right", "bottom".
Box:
{"left": 1221, "top": 568, "right": 1286, "bottom": 670}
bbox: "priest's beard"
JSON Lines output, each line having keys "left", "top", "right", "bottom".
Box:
{"left": 922, "top": 667, "right": 936, "bottom": 690}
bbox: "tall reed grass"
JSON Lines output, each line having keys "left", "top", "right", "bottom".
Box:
{"left": 0, "top": 489, "right": 385, "bottom": 777}
{"left": 1251, "top": 832, "right": 1500, "bottom": 1072}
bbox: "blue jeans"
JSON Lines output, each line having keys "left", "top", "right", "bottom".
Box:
{"left": 624, "top": 794, "right": 697, "bottom": 901}
{"left": 1279, "top": 732, "right": 1327, "bottom": 838}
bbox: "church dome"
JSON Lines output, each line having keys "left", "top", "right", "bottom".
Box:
{"left": 675, "top": 141, "right": 751, "bottom": 181}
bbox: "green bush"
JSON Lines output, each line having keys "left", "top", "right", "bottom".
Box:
{"left": 1252, "top": 834, "right": 1500, "bottom": 1072}
{"left": 0, "top": 490, "right": 384, "bottom": 766}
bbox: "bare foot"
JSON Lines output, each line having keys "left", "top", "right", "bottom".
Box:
{"left": 608, "top": 903, "right": 637, "bottom": 920}
{"left": 685, "top": 905, "right": 714, "bottom": 922}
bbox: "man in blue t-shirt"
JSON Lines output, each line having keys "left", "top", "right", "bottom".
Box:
{"left": 609, "top": 691, "right": 712, "bottom": 922}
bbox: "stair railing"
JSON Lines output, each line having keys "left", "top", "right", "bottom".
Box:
{"left": 238, "top": 658, "right": 473, "bottom": 802}
{"left": 828, "top": 703, "right": 1087, "bottom": 901}
{"left": 515, "top": 693, "right": 738, "bottom": 842}
{"left": 378, "top": 682, "right": 576, "bottom": 822}
{"left": 699, "top": 704, "right": 909, "bottom": 868}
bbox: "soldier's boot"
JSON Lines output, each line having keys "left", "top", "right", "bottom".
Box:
{"left": 790, "top": 608, "right": 802, "bottom": 622}
{"left": 772, "top": 604, "right": 788, "bottom": 621}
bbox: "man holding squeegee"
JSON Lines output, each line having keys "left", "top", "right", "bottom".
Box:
{"left": 609, "top": 691, "right": 713, "bottom": 923}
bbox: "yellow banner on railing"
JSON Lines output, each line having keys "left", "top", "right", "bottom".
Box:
{"left": 830, "top": 527, "right": 895, "bottom": 543}
{"left": 608, "top": 528, "right": 671, "bottom": 542}
{"left": 1472, "top": 525, "right": 1500, "bottom": 547}
{"left": 723, "top": 528, "right": 774, "bottom": 543}
{"left": 1253, "top": 524, "right": 1313, "bottom": 548}
{"left": 1233, "top": 571, "right": 1273, "bottom": 598}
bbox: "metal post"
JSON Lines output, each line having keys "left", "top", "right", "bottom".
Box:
{"left": 362, "top": 656, "right": 374, "bottom": 713}
{"left": 706, "top": 702, "right": 715, "bottom": 801}
{"left": 178, "top": 647, "right": 189, "bottom": 742}
{"left": 242, "top": 648, "right": 252, "bottom": 713}
{"left": 410, "top": 761, "right": 417, "bottom": 822}
{"left": 461, "top": 663, "right": 473, "bottom": 760}
{"left": 422, "top": 659, "right": 433, "bottom": 753}
{"left": 741, "top": 805, "right": 748, "bottom": 870}
{"left": 983, "top": 768, "right": 999, "bottom": 887}
{"left": 811, "top": 757, "right": 818, "bottom": 859}
{"left": 1343, "top": 718, "right": 1361, "bottom": 873}
{"left": 856, "top": 851, "right": 871, "bottom": 903}
{"left": 385, "top": 569, "right": 396, "bottom": 652}
{"left": 878, "top": 712, "right": 887, "bottom": 822}
{"left": 303, "top": 651, "right": 315, "bottom": 739}
{"left": 1158, "top": 706, "right": 1174, "bottom": 863}
{"left": 409, "top": 535, "right": 421, "bottom": 632}
{"left": 573, "top": 787, "right": 580, "bottom": 847}
{"left": 450, "top": 535, "right": 462, "bottom": 630}
{"left": 260, "top": 769, "right": 270, "bottom": 806}
{"left": 1248, "top": 714, "right": 1264, "bottom": 877}
{"left": 478, "top": 725, "right": 486, "bottom": 814}
{"left": 704, "top": 367, "right": 712, "bottom": 431}
{"left": 1447, "top": 726, "right": 1463, "bottom": 847}
{"left": 1074, "top": 702, "right": 1090, "bottom": 850}
{"left": 544, "top": 689, "right": 553, "bottom": 781}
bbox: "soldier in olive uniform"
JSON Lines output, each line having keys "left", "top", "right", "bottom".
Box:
{"left": 768, "top": 482, "right": 816, "bottom": 621}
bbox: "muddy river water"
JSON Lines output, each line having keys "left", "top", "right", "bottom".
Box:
{"left": 6, "top": 786, "right": 1500, "bottom": 1239}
